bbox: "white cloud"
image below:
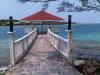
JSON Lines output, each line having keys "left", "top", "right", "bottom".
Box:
{"left": 0, "top": 0, "right": 100, "bottom": 23}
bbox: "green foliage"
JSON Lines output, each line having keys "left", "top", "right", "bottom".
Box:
{"left": 0, "top": 19, "right": 18, "bottom": 26}
{"left": 0, "top": 20, "right": 8, "bottom": 25}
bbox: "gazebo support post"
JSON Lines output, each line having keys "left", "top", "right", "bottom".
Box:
{"left": 32, "top": 22, "right": 35, "bottom": 30}
{"left": 42, "top": 24, "right": 43, "bottom": 33}
{"left": 67, "top": 15, "right": 73, "bottom": 64}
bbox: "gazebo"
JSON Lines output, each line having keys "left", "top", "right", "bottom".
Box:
{"left": 21, "top": 10, "right": 64, "bottom": 34}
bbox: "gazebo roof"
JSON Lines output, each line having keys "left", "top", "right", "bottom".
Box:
{"left": 21, "top": 11, "right": 64, "bottom": 21}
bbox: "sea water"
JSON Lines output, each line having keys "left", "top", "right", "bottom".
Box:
{"left": 56, "top": 24, "right": 100, "bottom": 60}
{"left": 0, "top": 25, "right": 29, "bottom": 66}
{"left": 57, "top": 24, "right": 100, "bottom": 48}
{"left": 0, "top": 24, "right": 100, "bottom": 66}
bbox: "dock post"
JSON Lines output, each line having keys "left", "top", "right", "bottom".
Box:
{"left": 8, "top": 16, "right": 15, "bottom": 67}
{"left": 67, "top": 15, "right": 73, "bottom": 64}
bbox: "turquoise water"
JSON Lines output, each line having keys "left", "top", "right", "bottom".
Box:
{"left": 56, "top": 24, "right": 100, "bottom": 60}
{"left": 56, "top": 24, "right": 100, "bottom": 50}
{"left": 0, "top": 24, "right": 100, "bottom": 66}
{"left": 55, "top": 24, "right": 100, "bottom": 42}
{"left": 0, "top": 25, "right": 29, "bottom": 66}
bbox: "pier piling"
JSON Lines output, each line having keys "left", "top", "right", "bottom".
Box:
{"left": 67, "top": 15, "right": 73, "bottom": 64}
{"left": 8, "top": 16, "right": 15, "bottom": 66}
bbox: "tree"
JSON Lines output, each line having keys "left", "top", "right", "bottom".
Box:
{"left": 18, "top": 0, "right": 100, "bottom": 12}
{"left": 97, "top": 0, "right": 100, "bottom": 4}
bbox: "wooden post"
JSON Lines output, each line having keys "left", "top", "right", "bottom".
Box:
{"left": 67, "top": 15, "right": 73, "bottom": 64}
{"left": 9, "top": 16, "right": 13, "bottom": 32}
{"left": 8, "top": 16, "right": 15, "bottom": 66}
{"left": 68, "top": 15, "right": 71, "bottom": 30}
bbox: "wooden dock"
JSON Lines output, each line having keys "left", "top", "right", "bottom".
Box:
{"left": 6, "top": 34, "right": 82, "bottom": 75}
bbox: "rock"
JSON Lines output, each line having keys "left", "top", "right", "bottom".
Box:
{"left": 73, "top": 60, "right": 85, "bottom": 66}
{"left": 83, "top": 60, "right": 100, "bottom": 75}
{"left": 86, "top": 67, "right": 98, "bottom": 73}
{"left": 73, "top": 60, "right": 86, "bottom": 73}
{"left": 0, "top": 66, "right": 9, "bottom": 74}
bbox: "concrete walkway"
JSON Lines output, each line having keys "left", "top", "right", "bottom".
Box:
{"left": 6, "top": 35, "right": 82, "bottom": 75}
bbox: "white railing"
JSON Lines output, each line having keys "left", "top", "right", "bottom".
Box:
{"left": 47, "top": 29, "right": 70, "bottom": 58}
{"left": 14, "top": 28, "right": 37, "bottom": 62}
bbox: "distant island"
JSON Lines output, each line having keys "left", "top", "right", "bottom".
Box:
{"left": 0, "top": 19, "right": 18, "bottom": 26}
{"left": 0, "top": 19, "right": 77, "bottom": 26}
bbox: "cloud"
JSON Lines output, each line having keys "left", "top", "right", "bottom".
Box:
{"left": 0, "top": 0, "right": 100, "bottom": 23}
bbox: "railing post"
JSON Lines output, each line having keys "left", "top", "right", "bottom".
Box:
{"left": 67, "top": 15, "right": 73, "bottom": 64}
{"left": 8, "top": 16, "right": 15, "bottom": 66}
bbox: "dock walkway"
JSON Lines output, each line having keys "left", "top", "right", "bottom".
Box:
{"left": 6, "top": 35, "right": 82, "bottom": 75}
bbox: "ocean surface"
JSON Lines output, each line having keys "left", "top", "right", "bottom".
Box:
{"left": 0, "top": 24, "right": 100, "bottom": 66}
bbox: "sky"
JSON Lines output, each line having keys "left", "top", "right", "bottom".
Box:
{"left": 0, "top": 0, "right": 100, "bottom": 23}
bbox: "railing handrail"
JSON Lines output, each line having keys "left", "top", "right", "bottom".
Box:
{"left": 48, "top": 28, "right": 73, "bottom": 64}
{"left": 47, "top": 29, "right": 69, "bottom": 58}
{"left": 15, "top": 28, "right": 37, "bottom": 43}
{"left": 48, "top": 29, "right": 68, "bottom": 43}
{"left": 10, "top": 28, "right": 37, "bottom": 65}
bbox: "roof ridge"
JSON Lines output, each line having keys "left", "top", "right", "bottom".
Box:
{"left": 21, "top": 10, "right": 64, "bottom": 21}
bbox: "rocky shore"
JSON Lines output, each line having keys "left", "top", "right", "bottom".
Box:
{"left": 72, "top": 41, "right": 100, "bottom": 75}
{"left": 73, "top": 59, "right": 100, "bottom": 75}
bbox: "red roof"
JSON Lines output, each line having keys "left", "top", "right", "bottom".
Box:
{"left": 21, "top": 11, "right": 63, "bottom": 21}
